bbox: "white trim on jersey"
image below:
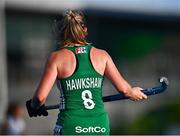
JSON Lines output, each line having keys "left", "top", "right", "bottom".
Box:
{"left": 57, "top": 80, "right": 65, "bottom": 110}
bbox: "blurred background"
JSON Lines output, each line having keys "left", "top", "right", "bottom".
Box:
{"left": 0, "top": 0, "right": 180, "bottom": 135}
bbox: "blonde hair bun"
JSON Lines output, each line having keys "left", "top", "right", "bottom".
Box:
{"left": 53, "top": 10, "right": 88, "bottom": 47}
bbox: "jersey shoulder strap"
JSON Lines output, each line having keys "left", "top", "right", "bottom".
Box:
{"left": 62, "top": 44, "right": 94, "bottom": 72}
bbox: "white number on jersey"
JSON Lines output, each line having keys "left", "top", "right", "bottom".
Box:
{"left": 81, "top": 90, "right": 95, "bottom": 109}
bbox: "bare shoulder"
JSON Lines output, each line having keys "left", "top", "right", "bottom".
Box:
{"left": 49, "top": 48, "right": 73, "bottom": 59}
{"left": 51, "top": 48, "right": 72, "bottom": 57}
{"left": 47, "top": 48, "right": 74, "bottom": 67}
{"left": 91, "top": 47, "right": 111, "bottom": 60}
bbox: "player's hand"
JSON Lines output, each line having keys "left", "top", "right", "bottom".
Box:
{"left": 26, "top": 99, "right": 48, "bottom": 117}
{"left": 126, "top": 87, "right": 147, "bottom": 101}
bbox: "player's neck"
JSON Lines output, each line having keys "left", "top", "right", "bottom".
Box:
{"left": 73, "top": 41, "right": 86, "bottom": 46}
{"left": 64, "top": 41, "right": 86, "bottom": 47}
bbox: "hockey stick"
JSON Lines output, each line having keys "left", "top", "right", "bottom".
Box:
{"left": 45, "top": 77, "right": 168, "bottom": 110}
{"left": 103, "top": 77, "right": 168, "bottom": 102}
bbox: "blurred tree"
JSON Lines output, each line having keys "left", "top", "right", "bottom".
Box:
{"left": 112, "top": 101, "right": 180, "bottom": 135}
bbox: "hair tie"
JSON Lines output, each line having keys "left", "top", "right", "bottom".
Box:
{"left": 67, "top": 10, "right": 75, "bottom": 19}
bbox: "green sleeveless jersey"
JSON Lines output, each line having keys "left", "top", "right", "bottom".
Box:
{"left": 55, "top": 44, "right": 110, "bottom": 135}
{"left": 57, "top": 44, "right": 105, "bottom": 113}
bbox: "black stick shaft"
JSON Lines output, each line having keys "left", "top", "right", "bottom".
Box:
{"left": 45, "top": 105, "right": 59, "bottom": 110}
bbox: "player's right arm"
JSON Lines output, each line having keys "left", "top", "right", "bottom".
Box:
{"left": 104, "top": 51, "right": 147, "bottom": 101}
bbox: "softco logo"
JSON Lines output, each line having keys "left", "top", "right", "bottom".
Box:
{"left": 75, "top": 126, "right": 106, "bottom": 133}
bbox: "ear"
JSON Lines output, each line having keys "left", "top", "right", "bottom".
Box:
{"left": 84, "top": 26, "right": 88, "bottom": 36}
{"left": 84, "top": 26, "right": 87, "bottom": 33}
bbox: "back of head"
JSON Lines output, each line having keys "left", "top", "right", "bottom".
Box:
{"left": 54, "top": 10, "right": 88, "bottom": 47}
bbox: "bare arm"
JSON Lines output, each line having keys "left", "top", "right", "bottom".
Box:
{"left": 32, "top": 53, "right": 58, "bottom": 106}
{"left": 104, "top": 52, "right": 131, "bottom": 94}
{"left": 104, "top": 51, "right": 147, "bottom": 101}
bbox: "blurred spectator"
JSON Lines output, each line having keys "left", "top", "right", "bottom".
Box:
{"left": 0, "top": 102, "right": 26, "bottom": 135}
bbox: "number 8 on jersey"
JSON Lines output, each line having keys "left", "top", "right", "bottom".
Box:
{"left": 81, "top": 90, "right": 95, "bottom": 109}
